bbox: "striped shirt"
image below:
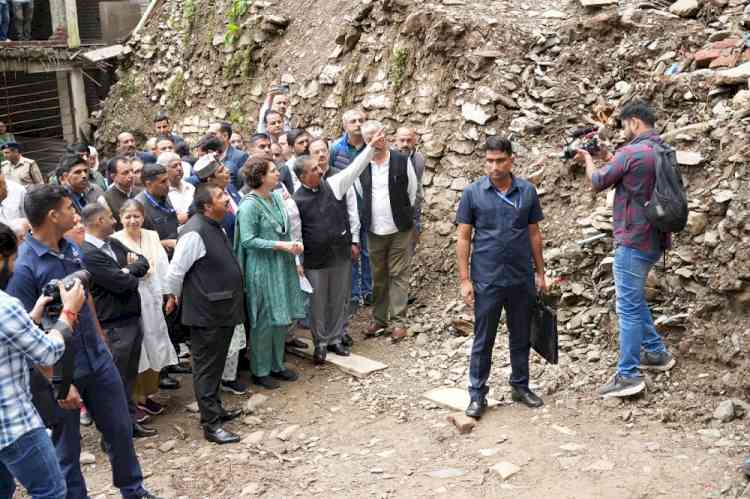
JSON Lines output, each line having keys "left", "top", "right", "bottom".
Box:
{"left": 592, "top": 131, "right": 671, "bottom": 253}
{"left": 0, "top": 290, "right": 65, "bottom": 450}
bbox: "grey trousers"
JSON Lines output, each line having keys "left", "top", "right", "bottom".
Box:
{"left": 306, "top": 259, "right": 352, "bottom": 348}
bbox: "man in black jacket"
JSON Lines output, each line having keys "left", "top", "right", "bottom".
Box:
{"left": 164, "top": 184, "right": 245, "bottom": 444}
{"left": 80, "top": 203, "right": 157, "bottom": 438}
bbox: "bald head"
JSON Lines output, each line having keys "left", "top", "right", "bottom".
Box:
{"left": 395, "top": 127, "right": 418, "bottom": 155}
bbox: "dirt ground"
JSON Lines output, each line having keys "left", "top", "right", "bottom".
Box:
{"left": 64, "top": 305, "right": 745, "bottom": 499}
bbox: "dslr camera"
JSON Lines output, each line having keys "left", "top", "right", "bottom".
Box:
{"left": 562, "top": 126, "right": 601, "bottom": 160}
{"left": 41, "top": 270, "right": 91, "bottom": 319}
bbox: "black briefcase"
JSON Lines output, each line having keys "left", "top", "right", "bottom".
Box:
{"left": 530, "top": 295, "right": 559, "bottom": 365}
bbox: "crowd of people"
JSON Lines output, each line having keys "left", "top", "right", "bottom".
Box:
{"left": 1, "top": 90, "right": 738, "bottom": 499}
{"left": 0, "top": 84, "right": 432, "bottom": 498}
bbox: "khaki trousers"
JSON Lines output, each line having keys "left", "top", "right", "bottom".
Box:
{"left": 368, "top": 229, "right": 413, "bottom": 328}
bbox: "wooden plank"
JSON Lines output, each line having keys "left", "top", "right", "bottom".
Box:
{"left": 64, "top": 0, "right": 81, "bottom": 48}
{"left": 287, "top": 337, "right": 388, "bottom": 378}
{"left": 82, "top": 44, "right": 126, "bottom": 63}
{"left": 423, "top": 387, "right": 501, "bottom": 412}
{"left": 579, "top": 0, "right": 618, "bottom": 6}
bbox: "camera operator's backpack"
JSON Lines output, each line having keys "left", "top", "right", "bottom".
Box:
{"left": 643, "top": 141, "right": 688, "bottom": 233}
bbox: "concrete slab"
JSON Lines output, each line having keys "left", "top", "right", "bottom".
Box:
{"left": 288, "top": 337, "right": 387, "bottom": 378}
{"left": 423, "top": 387, "right": 501, "bottom": 412}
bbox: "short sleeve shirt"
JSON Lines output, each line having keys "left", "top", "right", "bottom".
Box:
{"left": 456, "top": 175, "right": 543, "bottom": 287}
{"left": 6, "top": 237, "right": 110, "bottom": 379}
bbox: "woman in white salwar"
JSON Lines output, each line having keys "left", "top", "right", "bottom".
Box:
{"left": 112, "top": 199, "right": 179, "bottom": 419}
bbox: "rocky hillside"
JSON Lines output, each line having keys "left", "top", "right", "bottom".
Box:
{"left": 97, "top": 0, "right": 750, "bottom": 405}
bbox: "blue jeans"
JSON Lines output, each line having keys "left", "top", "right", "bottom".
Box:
{"left": 0, "top": 427, "right": 67, "bottom": 499}
{"left": 53, "top": 359, "right": 146, "bottom": 499}
{"left": 614, "top": 245, "right": 667, "bottom": 378}
{"left": 351, "top": 225, "right": 372, "bottom": 300}
{"left": 0, "top": 3, "right": 9, "bottom": 40}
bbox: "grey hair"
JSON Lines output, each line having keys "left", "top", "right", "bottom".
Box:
{"left": 342, "top": 109, "right": 365, "bottom": 126}
{"left": 361, "top": 120, "right": 384, "bottom": 141}
{"left": 293, "top": 155, "right": 312, "bottom": 180}
{"left": 157, "top": 152, "right": 181, "bottom": 167}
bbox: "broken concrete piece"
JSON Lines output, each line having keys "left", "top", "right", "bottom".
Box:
{"left": 491, "top": 461, "right": 521, "bottom": 480}
{"left": 714, "top": 63, "right": 750, "bottom": 86}
{"left": 669, "top": 0, "right": 700, "bottom": 18}
{"left": 422, "top": 387, "right": 500, "bottom": 412}
{"left": 461, "top": 102, "right": 491, "bottom": 125}
{"left": 447, "top": 412, "right": 476, "bottom": 434}
{"left": 277, "top": 425, "right": 300, "bottom": 441}
{"left": 245, "top": 393, "right": 269, "bottom": 413}
{"left": 676, "top": 150, "right": 703, "bottom": 166}
{"left": 287, "top": 337, "right": 387, "bottom": 378}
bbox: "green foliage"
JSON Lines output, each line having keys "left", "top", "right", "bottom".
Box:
{"left": 224, "top": 0, "right": 250, "bottom": 46}
{"left": 223, "top": 48, "right": 254, "bottom": 80}
{"left": 227, "top": 101, "right": 245, "bottom": 127}
{"left": 389, "top": 47, "right": 409, "bottom": 89}
{"left": 183, "top": 0, "right": 196, "bottom": 28}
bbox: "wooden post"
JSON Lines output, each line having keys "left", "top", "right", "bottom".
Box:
{"left": 55, "top": 72, "right": 76, "bottom": 144}
{"left": 49, "top": 0, "right": 66, "bottom": 35}
{"left": 64, "top": 0, "right": 80, "bottom": 48}
{"left": 69, "top": 69, "right": 89, "bottom": 141}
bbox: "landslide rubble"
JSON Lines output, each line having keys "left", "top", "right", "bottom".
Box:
{"left": 97, "top": 0, "right": 750, "bottom": 419}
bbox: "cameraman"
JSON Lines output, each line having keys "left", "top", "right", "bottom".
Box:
{"left": 575, "top": 100, "right": 675, "bottom": 399}
{"left": 6, "top": 185, "right": 160, "bottom": 499}
{"left": 0, "top": 222, "right": 85, "bottom": 499}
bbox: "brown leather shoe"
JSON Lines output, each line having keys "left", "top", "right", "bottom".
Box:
{"left": 390, "top": 327, "right": 407, "bottom": 342}
{"left": 366, "top": 323, "right": 387, "bottom": 338}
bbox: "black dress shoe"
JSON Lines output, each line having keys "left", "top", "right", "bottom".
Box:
{"left": 167, "top": 364, "right": 192, "bottom": 374}
{"left": 158, "top": 374, "right": 180, "bottom": 390}
{"left": 286, "top": 338, "right": 307, "bottom": 350}
{"left": 511, "top": 386, "right": 544, "bottom": 408}
{"left": 342, "top": 333, "right": 353, "bottom": 347}
{"left": 204, "top": 425, "right": 240, "bottom": 445}
{"left": 220, "top": 408, "right": 243, "bottom": 422}
{"left": 465, "top": 399, "right": 488, "bottom": 419}
{"left": 313, "top": 346, "right": 327, "bottom": 365}
{"left": 327, "top": 343, "right": 351, "bottom": 356}
{"left": 271, "top": 368, "right": 299, "bottom": 381}
{"left": 133, "top": 423, "right": 158, "bottom": 438}
{"left": 252, "top": 375, "right": 280, "bottom": 390}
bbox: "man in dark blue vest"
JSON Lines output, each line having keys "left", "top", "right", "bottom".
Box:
{"left": 354, "top": 121, "right": 418, "bottom": 342}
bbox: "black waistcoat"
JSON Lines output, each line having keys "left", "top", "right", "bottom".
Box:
{"left": 293, "top": 180, "right": 351, "bottom": 270}
{"left": 359, "top": 149, "right": 414, "bottom": 233}
{"left": 179, "top": 214, "right": 245, "bottom": 328}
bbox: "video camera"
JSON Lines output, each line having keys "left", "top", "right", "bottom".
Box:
{"left": 562, "top": 126, "right": 601, "bottom": 160}
{"left": 41, "top": 270, "right": 90, "bottom": 319}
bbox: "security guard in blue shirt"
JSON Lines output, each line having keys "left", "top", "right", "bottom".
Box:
{"left": 456, "top": 136, "right": 547, "bottom": 419}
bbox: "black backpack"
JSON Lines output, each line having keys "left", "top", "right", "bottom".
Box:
{"left": 643, "top": 141, "right": 688, "bottom": 233}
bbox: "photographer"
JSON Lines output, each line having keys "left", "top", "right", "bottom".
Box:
{"left": 6, "top": 185, "right": 160, "bottom": 499}
{"left": 0, "top": 222, "right": 85, "bottom": 499}
{"left": 575, "top": 100, "right": 676, "bottom": 399}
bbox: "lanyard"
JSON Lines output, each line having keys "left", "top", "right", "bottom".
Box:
{"left": 495, "top": 190, "right": 518, "bottom": 210}
{"left": 143, "top": 192, "right": 175, "bottom": 215}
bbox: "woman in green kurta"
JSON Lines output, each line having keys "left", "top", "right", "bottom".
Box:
{"left": 235, "top": 156, "right": 305, "bottom": 389}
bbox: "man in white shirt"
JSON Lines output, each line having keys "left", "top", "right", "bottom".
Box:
{"left": 160, "top": 152, "right": 194, "bottom": 223}
{"left": 354, "top": 121, "right": 418, "bottom": 341}
{"left": 0, "top": 172, "right": 25, "bottom": 226}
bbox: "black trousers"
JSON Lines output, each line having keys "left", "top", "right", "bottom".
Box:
{"left": 468, "top": 282, "right": 534, "bottom": 401}
{"left": 106, "top": 322, "right": 143, "bottom": 423}
{"left": 190, "top": 326, "right": 233, "bottom": 427}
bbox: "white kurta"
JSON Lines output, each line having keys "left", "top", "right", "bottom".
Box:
{"left": 112, "top": 228, "right": 179, "bottom": 372}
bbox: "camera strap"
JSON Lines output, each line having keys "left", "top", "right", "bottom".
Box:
{"left": 52, "top": 320, "right": 76, "bottom": 400}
